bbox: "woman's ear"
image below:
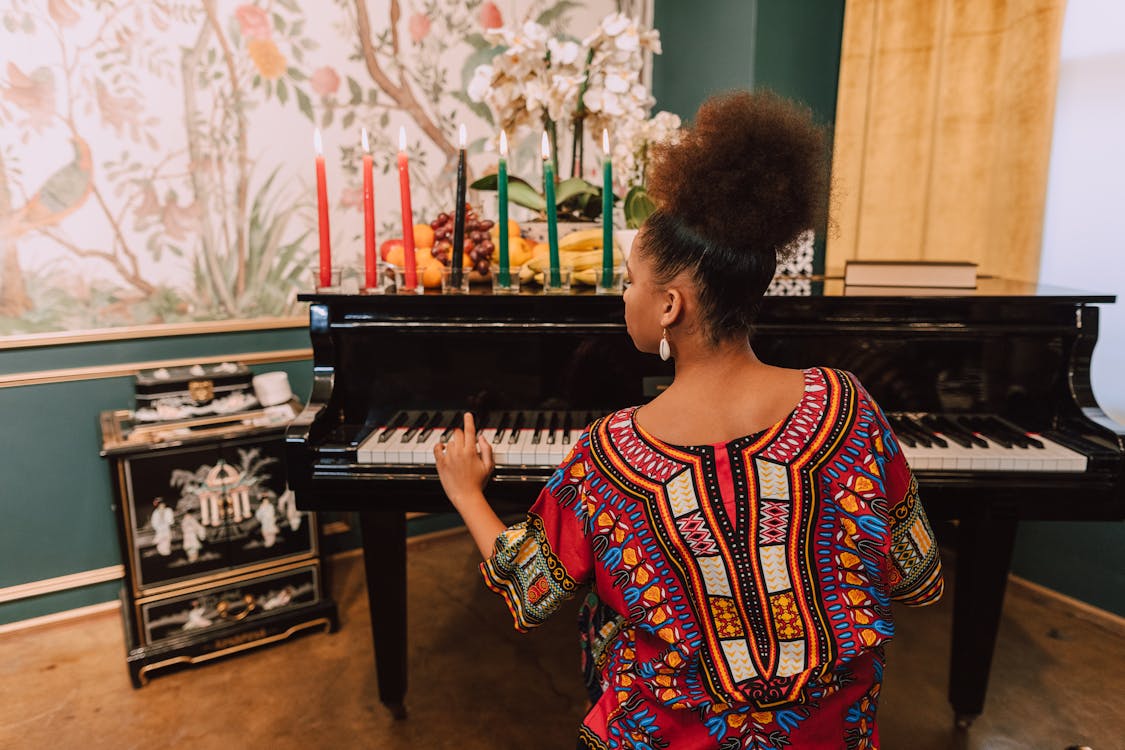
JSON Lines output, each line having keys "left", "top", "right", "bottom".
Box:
{"left": 659, "top": 286, "right": 684, "bottom": 329}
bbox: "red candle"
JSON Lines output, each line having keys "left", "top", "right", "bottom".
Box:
{"left": 362, "top": 127, "right": 376, "bottom": 289}
{"left": 314, "top": 128, "right": 331, "bottom": 287}
{"left": 397, "top": 126, "right": 417, "bottom": 290}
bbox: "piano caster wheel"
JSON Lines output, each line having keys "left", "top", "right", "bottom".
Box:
{"left": 386, "top": 702, "right": 407, "bottom": 720}
{"left": 954, "top": 713, "right": 977, "bottom": 730}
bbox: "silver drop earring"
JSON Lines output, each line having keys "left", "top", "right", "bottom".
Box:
{"left": 659, "top": 328, "right": 671, "bottom": 361}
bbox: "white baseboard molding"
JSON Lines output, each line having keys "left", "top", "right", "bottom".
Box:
{"left": 0, "top": 565, "right": 124, "bottom": 604}
{"left": 0, "top": 601, "right": 119, "bottom": 636}
{"left": 1007, "top": 574, "right": 1125, "bottom": 637}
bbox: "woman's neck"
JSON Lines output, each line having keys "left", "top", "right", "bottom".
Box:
{"left": 669, "top": 335, "right": 768, "bottom": 391}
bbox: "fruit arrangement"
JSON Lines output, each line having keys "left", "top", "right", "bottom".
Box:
{"left": 517, "top": 228, "right": 623, "bottom": 286}
{"left": 430, "top": 206, "right": 494, "bottom": 276}
{"left": 379, "top": 214, "right": 618, "bottom": 290}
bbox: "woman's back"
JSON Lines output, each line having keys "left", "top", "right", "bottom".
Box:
{"left": 483, "top": 367, "right": 943, "bottom": 749}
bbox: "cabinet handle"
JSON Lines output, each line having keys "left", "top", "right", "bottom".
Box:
{"left": 216, "top": 594, "right": 257, "bottom": 621}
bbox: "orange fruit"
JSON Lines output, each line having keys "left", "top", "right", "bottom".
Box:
{"left": 385, "top": 245, "right": 405, "bottom": 267}
{"left": 413, "top": 224, "right": 435, "bottom": 248}
{"left": 421, "top": 258, "right": 444, "bottom": 289}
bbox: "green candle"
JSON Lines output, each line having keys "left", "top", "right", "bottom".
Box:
{"left": 601, "top": 129, "right": 613, "bottom": 287}
{"left": 498, "top": 130, "right": 510, "bottom": 287}
{"left": 542, "top": 131, "right": 560, "bottom": 287}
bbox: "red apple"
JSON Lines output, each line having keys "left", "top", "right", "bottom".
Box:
{"left": 380, "top": 238, "right": 404, "bottom": 262}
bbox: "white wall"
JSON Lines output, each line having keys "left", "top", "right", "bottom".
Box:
{"left": 1039, "top": 0, "right": 1125, "bottom": 422}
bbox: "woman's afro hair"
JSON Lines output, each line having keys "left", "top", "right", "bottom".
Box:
{"left": 647, "top": 89, "right": 827, "bottom": 259}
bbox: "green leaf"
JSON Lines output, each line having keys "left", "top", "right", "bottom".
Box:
{"left": 276, "top": 78, "right": 289, "bottom": 105}
{"left": 296, "top": 88, "right": 313, "bottom": 122}
{"left": 347, "top": 76, "right": 362, "bottom": 104}
{"left": 321, "top": 107, "right": 334, "bottom": 128}
{"left": 276, "top": 0, "right": 299, "bottom": 11}
{"left": 272, "top": 12, "right": 285, "bottom": 33}
{"left": 536, "top": 0, "right": 580, "bottom": 27}
{"left": 555, "top": 177, "right": 599, "bottom": 205}
{"left": 624, "top": 186, "right": 656, "bottom": 229}
{"left": 342, "top": 110, "right": 355, "bottom": 129}
{"left": 287, "top": 66, "right": 306, "bottom": 81}
{"left": 509, "top": 181, "right": 546, "bottom": 212}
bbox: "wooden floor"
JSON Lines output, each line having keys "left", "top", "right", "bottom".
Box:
{"left": 2, "top": 530, "right": 1123, "bottom": 749}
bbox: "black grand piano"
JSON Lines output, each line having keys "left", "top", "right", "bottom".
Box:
{"left": 285, "top": 277, "right": 1124, "bottom": 726}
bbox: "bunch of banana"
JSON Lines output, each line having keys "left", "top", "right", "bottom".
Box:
{"left": 519, "top": 229, "right": 625, "bottom": 286}
{"left": 519, "top": 248, "right": 625, "bottom": 285}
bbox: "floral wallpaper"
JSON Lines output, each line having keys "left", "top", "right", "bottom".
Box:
{"left": 0, "top": 0, "right": 631, "bottom": 335}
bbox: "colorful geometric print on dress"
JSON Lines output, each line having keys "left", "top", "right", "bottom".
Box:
{"left": 481, "top": 367, "right": 944, "bottom": 750}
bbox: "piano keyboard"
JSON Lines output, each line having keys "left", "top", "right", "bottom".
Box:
{"left": 889, "top": 414, "right": 1087, "bottom": 472}
{"left": 353, "top": 410, "right": 1088, "bottom": 473}
{"left": 356, "top": 410, "right": 603, "bottom": 468}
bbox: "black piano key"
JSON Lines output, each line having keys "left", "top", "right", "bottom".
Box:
{"left": 893, "top": 415, "right": 934, "bottom": 448}
{"left": 957, "top": 416, "right": 1013, "bottom": 449}
{"left": 921, "top": 415, "right": 974, "bottom": 449}
{"left": 1042, "top": 429, "right": 1101, "bottom": 455}
{"left": 934, "top": 415, "right": 988, "bottom": 448}
{"left": 508, "top": 411, "right": 525, "bottom": 444}
{"left": 531, "top": 412, "right": 545, "bottom": 444}
{"left": 546, "top": 412, "right": 559, "bottom": 444}
{"left": 561, "top": 411, "right": 573, "bottom": 444}
{"left": 439, "top": 411, "right": 460, "bottom": 443}
{"left": 982, "top": 416, "right": 1039, "bottom": 449}
{"left": 491, "top": 411, "right": 511, "bottom": 444}
{"left": 890, "top": 415, "right": 933, "bottom": 448}
{"left": 400, "top": 411, "right": 430, "bottom": 443}
{"left": 376, "top": 411, "right": 408, "bottom": 442}
{"left": 417, "top": 411, "right": 445, "bottom": 442}
{"left": 908, "top": 416, "right": 950, "bottom": 449}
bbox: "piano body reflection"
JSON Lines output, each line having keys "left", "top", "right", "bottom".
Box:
{"left": 286, "top": 278, "right": 1124, "bottom": 725}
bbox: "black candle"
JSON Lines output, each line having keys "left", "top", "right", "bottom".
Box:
{"left": 451, "top": 124, "right": 467, "bottom": 286}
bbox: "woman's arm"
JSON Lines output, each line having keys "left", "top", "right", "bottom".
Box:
{"left": 433, "top": 413, "right": 506, "bottom": 558}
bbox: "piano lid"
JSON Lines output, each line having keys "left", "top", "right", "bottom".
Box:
{"left": 299, "top": 276, "right": 1116, "bottom": 305}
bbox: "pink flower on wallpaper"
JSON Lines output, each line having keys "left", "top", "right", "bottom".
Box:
{"left": 479, "top": 2, "right": 503, "bottom": 30}
{"left": 1, "top": 63, "right": 56, "bottom": 131}
{"left": 408, "top": 13, "right": 431, "bottom": 43}
{"left": 47, "top": 0, "right": 80, "bottom": 27}
{"left": 339, "top": 186, "right": 363, "bottom": 212}
{"left": 310, "top": 66, "right": 341, "bottom": 97}
{"left": 235, "top": 4, "right": 271, "bottom": 40}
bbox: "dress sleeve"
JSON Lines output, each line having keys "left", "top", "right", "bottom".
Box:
{"left": 480, "top": 430, "right": 596, "bottom": 632}
{"left": 854, "top": 377, "right": 945, "bottom": 607}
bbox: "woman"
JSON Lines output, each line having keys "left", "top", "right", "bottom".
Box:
{"left": 434, "top": 91, "right": 943, "bottom": 750}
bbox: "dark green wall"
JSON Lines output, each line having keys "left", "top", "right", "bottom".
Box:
{"left": 652, "top": 0, "right": 845, "bottom": 274}
{"left": 0, "top": 328, "right": 316, "bottom": 625}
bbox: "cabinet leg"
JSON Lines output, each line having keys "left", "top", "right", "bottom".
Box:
{"left": 360, "top": 511, "right": 408, "bottom": 719}
{"left": 948, "top": 516, "right": 1018, "bottom": 724}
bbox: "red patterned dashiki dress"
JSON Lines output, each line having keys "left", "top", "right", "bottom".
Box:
{"left": 481, "top": 367, "right": 944, "bottom": 750}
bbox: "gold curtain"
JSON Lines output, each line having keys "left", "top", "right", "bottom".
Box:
{"left": 826, "top": 0, "right": 1066, "bottom": 280}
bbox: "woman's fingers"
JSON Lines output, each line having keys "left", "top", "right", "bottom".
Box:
{"left": 463, "top": 412, "right": 477, "bottom": 445}
{"left": 477, "top": 433, "right": 494, "bottom": 473}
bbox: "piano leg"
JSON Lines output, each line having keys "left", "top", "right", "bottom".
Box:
{"left": 948, "top": 515, "right": 1019, "bottom": 728}
{"left": 360, "top": 510, "right": 408, "bottom": 719}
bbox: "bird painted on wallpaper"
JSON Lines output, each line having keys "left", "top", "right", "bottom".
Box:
{"left": 5, "top": 136, "right": 93, "bottom": 238}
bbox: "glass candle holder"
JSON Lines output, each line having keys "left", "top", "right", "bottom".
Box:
{"left": 313, "top": 269, "right": 341, "bottom": 293}
{"left": 392, "top": 267, "right": 425, "bottom": 295}
{"left": 541, "top": 266, "right": 572, "bottom": 295}
{"left": 490, "top": 265, "right": 521, "bottom": 294}
{"left": 441, "top": 268, "right": 470, "bottom": 294}
{"left": 595, "top": 267, "right": 627, "bottom": 295}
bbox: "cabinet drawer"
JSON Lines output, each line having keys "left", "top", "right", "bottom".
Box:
{"left": 139, "top": 563, "right": 321, "bottom": 646}
{"left": 119, "top": 436, "right": 317, "bottom": 593}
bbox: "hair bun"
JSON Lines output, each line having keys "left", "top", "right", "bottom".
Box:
{"left": 647, "top": 90, "right": 827, "bottom": 258}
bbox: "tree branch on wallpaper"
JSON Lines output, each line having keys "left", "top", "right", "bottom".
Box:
{"left": 353, "top": 0, "right": 456, "bottom": 162}
{"left": 202, "top": 0, "right": 250, "bottom": 299}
